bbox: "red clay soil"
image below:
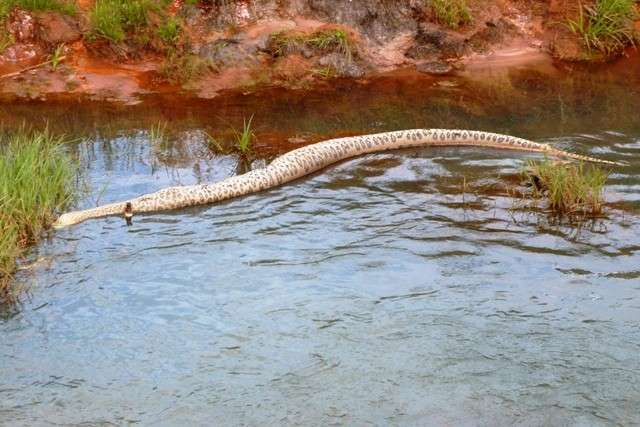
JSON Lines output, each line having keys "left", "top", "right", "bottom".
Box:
{"left": 0, "top": 0, "right": 637, "bottom": 103}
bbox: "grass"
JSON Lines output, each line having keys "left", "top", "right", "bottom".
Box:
{"left": 566, "top": 0, "right": 638, "bottom": 55}
{"left": 268, "top": 28, "right": 357, "bottom": 61}
{"left": 157, "top": 15, "right": 181, "bottom": 46}
{"left": 0, "top": 129, "right": 77, "bottom": 303}
{"left": 88, "top": 0, "right": 155, "bottom": 43}
{"left": 522, "top": 159, "right": 610, "bottom": 218}
{"left": 0, "top": 30, "right": 12, "bottom": 54}
{"left": 49, "top": 43, "right": 65, "bottom": 70}
{"left": 158, "top": 52, "right": 211, "bottom": 84}
{"left": 149, "top": 121, "right": 168, "bottom": 145}
{"left": 1, "top": 0, "right": 77, "bottom": 18}
{"left": 428, "top": 0, "right": 472, "bottom": 29}
{"left": 233, "top": 115, "right": 254, "bottom": 155}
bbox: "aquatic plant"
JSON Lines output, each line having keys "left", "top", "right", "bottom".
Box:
{"left": 522, "top": 159, "right": 609, "bottom": 218}
{"left": 233, "top": 115, "right": 255, "bottom": 155}
{"left": 428, "top": 0, "right": 472, "bottom": 29}
{"left": 149, "top": 121, "right": 168, "bottom": 145}
{"left": 566, "top": 0, "right": 638, "bottom": 54}
{"left": 0, "top": 129, "right": 77, "bottom": 302}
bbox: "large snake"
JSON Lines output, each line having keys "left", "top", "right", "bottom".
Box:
{"left": 54, "top": 129, "right": 621, "bottom": 227}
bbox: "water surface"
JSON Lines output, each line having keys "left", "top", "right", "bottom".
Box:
{"left": 1, "top": 61, "right": 640, "bottom": 426}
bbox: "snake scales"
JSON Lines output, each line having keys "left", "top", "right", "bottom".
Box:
{"left": 54, "top": 129, "right": 620, "bottom": 227}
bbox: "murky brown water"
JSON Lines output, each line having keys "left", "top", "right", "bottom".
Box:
{"left": 1, "top": 58, "right": 640, "bottom": 426}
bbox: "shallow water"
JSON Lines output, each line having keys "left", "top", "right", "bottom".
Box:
{"left": 1, "top": 61, "right": 640, "bottom": 426}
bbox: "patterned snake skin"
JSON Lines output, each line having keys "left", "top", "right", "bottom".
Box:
{"left": 54, "top": 129, "right": 621, "bottom": 227}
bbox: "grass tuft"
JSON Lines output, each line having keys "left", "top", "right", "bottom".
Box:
{"left": 49, "top": 43, "right": 65, "bottom": 70}
{"left": 158, "top": 16, "right": 181, "bottom": 46}
{"left": 522, "top": 159, "right": 609, "bottom": 218}
{"left": 233, "top": 115, "right": 255, "bottom": 155}
{"left": 428, "top": 0, "right": 472, "bottom": 29}
{"left": 268, "top": 28, "right": 357, "bottom": 61}
{"left": 88, "top": 0, "right": 155, "bottom": 43}
{"left": 566, "top": 0, "right": 638, "bottom": 54}
{"left": 0, "top": 129, "right": 77, "bottom": 303}
{"left": 2, "top": 0, "right": 77, "bottom": 17}
{"left": 158, "top": 52, "right": 211, "bottom": 84}
{"left": 149, "top": 121, "right": 168, "bottom": 145}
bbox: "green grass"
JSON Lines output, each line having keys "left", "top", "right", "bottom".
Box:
{"left": 49, "top": 43, "right": 65, "bottom": 70}
{"left": 428, "top": 0, "right": 472, "bottom": 29}
{"left": 268, "top": 28, "right": 357, "bottom": 61}
{"left": 1, "top": 0, "right": 77, "bottom": 17}
{"left": 523, "top": 159, "right": 609, "bottom": 217}
{"left": 566, "top": 0, "right": 638, "bottom": 55}
{"left": 158, "top": 16, "right": 181, "bottom": 46}
{"left": 88, "top": 0, "right": 155, "bottom": 43}
{"left": 233, "top": 115, "right": 255, "bottom": 155}
{"left": 0, "top": 129, "right": 77, "bottom": 302}
{"left": 0, "top": 30, "right": 12, "bottom": 54}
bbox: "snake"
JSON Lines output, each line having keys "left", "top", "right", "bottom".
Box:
{"left": 54, "top": 129, "right": 621, "bottom": 228}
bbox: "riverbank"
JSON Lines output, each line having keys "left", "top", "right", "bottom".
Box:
{"left": 1, "top": 0, "right": 638, "bottom": 103}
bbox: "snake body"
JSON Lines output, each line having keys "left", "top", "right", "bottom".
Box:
{"left": 54, "top": 129, "right": 619, "bottom": 227}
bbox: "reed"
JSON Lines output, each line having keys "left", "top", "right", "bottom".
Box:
{"left": 523, "top": 159, "right": 609, "bottom": 218}
{"left": 0, "top": 129, "right": 77, "bottom": 302}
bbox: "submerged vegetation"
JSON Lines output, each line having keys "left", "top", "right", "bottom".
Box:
{"left": 0, "top": 129, "right": 77, "bottom": 303}
{"left": 567, "top": 0, "right": 638, "bottom": 54}
{"left": 521, "top": 159, "right": 610, "bottom": 219}
{"left": 428, "top": 0, "right": 472, "bottom": 29}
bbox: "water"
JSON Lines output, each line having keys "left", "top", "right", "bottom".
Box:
{"left": 1, "top": 60, "right": 640, "bottom": 426}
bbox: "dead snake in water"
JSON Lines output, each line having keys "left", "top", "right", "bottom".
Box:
{"left": 54, "top": 129, "right": 622, "bottom": 227}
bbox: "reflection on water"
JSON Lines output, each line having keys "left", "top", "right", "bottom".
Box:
{"left": 1, "top": 60, "right": 640, "bottom": 425}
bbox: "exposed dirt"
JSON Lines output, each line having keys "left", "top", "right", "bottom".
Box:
{"left": 0, "top": 0, "right": 638, "bottom": 103}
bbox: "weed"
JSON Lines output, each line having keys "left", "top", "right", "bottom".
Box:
{"left": 307, "top": 28, "right": 355, "bottom": 60}
{"left": 49, "top": 43, "right": 65, "bottom": 70}
{"left": 0, "top": 30, "right": 12, "bottom": 54}
{"left": 268, "top": 28, "right": 356, "bottom": 61}
{"left": 566, "top": 0, "right": 638, "bottom": 54}
{"left": 0, "top": 128, "right": 77, "bottom": 302}
{"left": 158, "top": 16, "right": 181, "bottom": 46}
{"left": 88, "top": 0, "right": 155, "bottom": 43}
{"left": 233, "top": 115, "right": 255, "bottom": 155}
{"left": 149, "top": 121, "right": 168, "bottom": 145}
{"left": 3, "top": 0, "right": 77, "bottom": 16}
{"left": 522, "top": 159, "right": 609, "bottom": 218}
{"left": 428, "top": 0, "right": 472, "bottom": 29}
{"left": 158, "top": 52, "right": 210, "bottom": 84}
{"left": 313, "top": 65, "right": 336, "bottom": 79}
